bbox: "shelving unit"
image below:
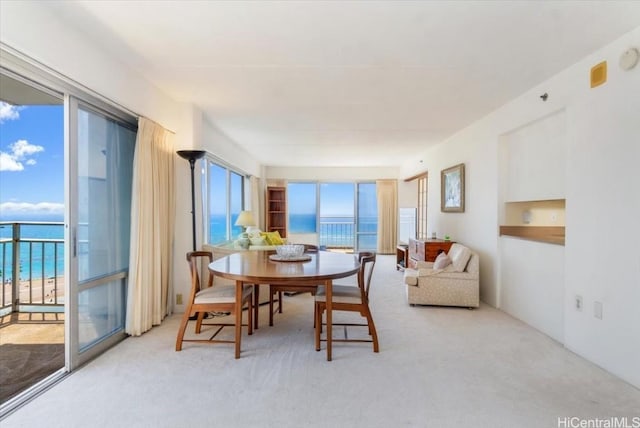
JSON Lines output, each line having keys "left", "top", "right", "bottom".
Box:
{"left": 266, "top": 186, "right": 287, "bottom": 238}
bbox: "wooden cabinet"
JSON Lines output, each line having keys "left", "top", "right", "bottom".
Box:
{"left": 266, "top": 186, "right": 287, "bottom": 238}
{"left": 407, "top": 238, "right": 455, "bottom": 269}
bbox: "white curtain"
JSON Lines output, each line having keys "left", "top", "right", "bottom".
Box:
{"left": 126, "top": 117, "right": 175, "bottom": 336}
{"left": 250, "top": 176, "right": 261, "bottom": 229}
{"left": 376, "top": 179, "right": 398, "bottom": 254}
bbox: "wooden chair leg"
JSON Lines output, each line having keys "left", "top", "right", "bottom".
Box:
{"left": 175, "top": 310, "right": 191, "bottom": 351}
{"left": 248, "top": 296, "right": 253, "bottom": 336}
{"left": 269, "top": 288, "right": 275, "bottom": 326}
{"left": 315, "top": 302, "right": 322, "bottom": 351}
{"left": 253, "top": 284, "right": 260, "bottom": 330}
{"left": 278, "top": 291, "right": 283, "bottom": 313}
{"left": 235, "top": 303, "right": 242, "bottom": 359}
{"left": 363, "top": 305, "right": 379, "bottom": 352}
{"left": 195, "top": 311, "right": 205, "bottom": 334}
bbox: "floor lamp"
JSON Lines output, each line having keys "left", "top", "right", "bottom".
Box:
{"left": 177, "top": 150, "right": 206, "bottom": 251}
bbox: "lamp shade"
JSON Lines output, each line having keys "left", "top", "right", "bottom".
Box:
{"left": 235, "top": 211, "right": 255, "bottom": 228}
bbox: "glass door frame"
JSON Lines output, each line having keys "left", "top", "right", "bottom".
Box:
{"left": 66, "top": 96, "right": 135, "bottom": 369}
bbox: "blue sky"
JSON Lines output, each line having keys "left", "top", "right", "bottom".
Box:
{"left": 0, "top": 102, "right": 64, "bottom": 219}
{"left": 288, "top": 182, "right": 357, "bottom": 217}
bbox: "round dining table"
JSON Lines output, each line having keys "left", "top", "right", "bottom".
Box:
{"left": 209, "top": 250, "right": 360, "bottom": 361}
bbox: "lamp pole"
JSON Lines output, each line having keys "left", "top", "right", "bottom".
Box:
{"left": 177, "top": 150, "right": 206, "bottom": 251}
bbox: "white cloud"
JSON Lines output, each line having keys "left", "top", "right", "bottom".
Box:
{"left": 0, "top": 139, "right": 44, "bottom": 171}
{"left": 0, "top": 201, "right": 64, "bottom": 215}
{"left": 0, "top": 102, "right": 23, "bottom": 123}
{"left": 0, "top": 152, "right": 24, "bottom": 171}
{"left": 10, "top": 140, "right": 44, "bottom": 158}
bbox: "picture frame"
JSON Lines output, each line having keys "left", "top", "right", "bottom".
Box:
{"left": 441, "top": 163, "right": 465, "bottom": 213}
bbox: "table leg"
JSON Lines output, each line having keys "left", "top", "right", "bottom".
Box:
{"left": 235, "top": 280, "right": 243, "bottom": 359}
{"left": 253, "top": 284, "right": 260, "bottom": 330}
{"left": 326, "top": 279, "right": 332, "bottom": 361}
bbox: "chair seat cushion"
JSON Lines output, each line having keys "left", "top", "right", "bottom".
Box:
{"left": 315, "top": 284, "right": 362, "bottom": 304}
{"left": 194, "top": 284, "right": 251, "bottom": 304}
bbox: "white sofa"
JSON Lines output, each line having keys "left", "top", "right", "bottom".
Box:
{"left": 403, "top": 243, "right": 479, "bottom": 308}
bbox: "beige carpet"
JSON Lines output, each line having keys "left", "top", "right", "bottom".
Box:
{"left": 3, "top": 255, "right": 639, "bottom": 427}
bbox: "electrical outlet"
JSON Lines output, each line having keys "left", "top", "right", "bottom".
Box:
{"left": 575, "top": 295, "right": 583, "bottom": 311}
{"left": 594, "top": 301, "right": 603, "bottom": 319}
{"left": 176, "top": 293, "right": 183, "bottom": 305}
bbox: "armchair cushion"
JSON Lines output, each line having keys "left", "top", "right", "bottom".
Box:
{"left": 433, "top": 252, "right": 452, "bottom": 270}
{"left": 448, "top": 243, "right": 472, "bottom": 272}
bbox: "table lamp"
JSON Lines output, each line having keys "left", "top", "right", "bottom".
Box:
{"left": 234, "top": 211, "right": 255, "bottom": 249}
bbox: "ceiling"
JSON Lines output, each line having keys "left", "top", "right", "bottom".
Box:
{"left": 49, "top": 1, "right": 640, "bottom": 168}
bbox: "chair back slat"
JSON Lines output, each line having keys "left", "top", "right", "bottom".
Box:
{"left": 186, "top": 251, "right": 213, "bottom": 292}
{"left": 357, "top": 251, "right": 376, "bottom": 300}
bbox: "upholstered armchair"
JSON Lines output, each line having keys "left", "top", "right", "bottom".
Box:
{"left": 403, "top": 243, "right": 479, "bottom": 308}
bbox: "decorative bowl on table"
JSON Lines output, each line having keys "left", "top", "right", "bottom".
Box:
{"left": 275, "top": 244, "right": 305, "bottom": 259}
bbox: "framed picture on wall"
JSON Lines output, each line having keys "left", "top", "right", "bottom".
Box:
{"left": 441, "top": 163, "right": 465, "bottom": 213}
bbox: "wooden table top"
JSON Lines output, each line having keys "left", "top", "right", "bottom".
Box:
{"left": 209, "top": 250, "right": 360, "bottom": 284}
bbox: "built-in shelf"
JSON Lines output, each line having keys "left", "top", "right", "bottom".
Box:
{"left": 499, "top": 225, "right": 565, "bottom": 246}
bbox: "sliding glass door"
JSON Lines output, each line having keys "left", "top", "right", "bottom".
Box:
{"left": 67, "top": 98, "right": 136, "bottom": 368}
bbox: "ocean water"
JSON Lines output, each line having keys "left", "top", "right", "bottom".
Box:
{"left": 210, "top": 213, "right": 377, "bottom": 249}
{"left": 0, "top": 220, "right": 65, "bottom": 281}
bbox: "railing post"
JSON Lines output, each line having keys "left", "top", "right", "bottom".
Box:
{"left": 11, "top": 222, "right": 20, "bottom": 312}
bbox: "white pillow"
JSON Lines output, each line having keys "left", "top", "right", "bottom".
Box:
{"left": 433, "top": 252, "right": 452, "bottom": 270}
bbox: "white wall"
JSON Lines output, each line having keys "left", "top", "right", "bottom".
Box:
{"left": 400, "top": 27, "right": 640, "bottom": 388}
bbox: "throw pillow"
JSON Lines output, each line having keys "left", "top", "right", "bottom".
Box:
{"left": 260, "top": 231, "right": 285, "bottom": 246}
{"left": 433, "top": 252, "right": 452, "bottom": 270}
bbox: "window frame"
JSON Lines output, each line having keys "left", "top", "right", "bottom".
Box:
{"left": 286, "top": 181, "right": 377, "bottom": 251}
{"left": 203, "top": 157, "right": 247, "bottom": 245}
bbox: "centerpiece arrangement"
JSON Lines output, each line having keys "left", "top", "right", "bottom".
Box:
{"left": 269, "top": 244, "right": 310, "bottom": 262}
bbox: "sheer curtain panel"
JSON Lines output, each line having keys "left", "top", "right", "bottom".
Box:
{"left": 250, "top": 176, "right": 261, "bottom": 229}
{"left": 376, "top": 179, "right": 398, "bottom": 254}
{"left": 126, "top": 117, "right": 175, "bottom": 336}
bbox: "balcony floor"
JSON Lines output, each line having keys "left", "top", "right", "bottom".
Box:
{"left": 0, "top": 312, "right": 64, "bottom": 404}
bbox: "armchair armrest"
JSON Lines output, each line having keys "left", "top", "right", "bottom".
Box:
{"left": 415, "top": 261, "right": 434, "bottom": 269}
{"left": 418, "top": 269, "right": 479, "bottom": 280}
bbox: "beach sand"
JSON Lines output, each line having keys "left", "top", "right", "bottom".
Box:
{"left": 2, "top": 276, "right": 65, "bottom": 306}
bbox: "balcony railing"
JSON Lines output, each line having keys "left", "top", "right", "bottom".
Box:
{"left": 0, "top": 221, "right": 65, "bottom": 313}
{"left": 319, "top": 216, "right": 377, "bottom": 250}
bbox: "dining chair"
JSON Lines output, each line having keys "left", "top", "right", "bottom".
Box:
{"left": 175, "top": 251, "right": 253, "bottom": 358}
{"left": 268, "top": 244, "right": 319, "bottom": 326}
{"left": 314, "top": 251, "right": 379, "bottom": 353}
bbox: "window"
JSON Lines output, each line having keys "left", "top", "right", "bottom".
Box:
{"left": 288, "top": 182, "right": 317, "bottom": 233}
{"left": 287, "top": 181, "right": 377, "bottom": 251}
{"left": 357, "top": 183, "right": 378, "bottom": 251}
{"left": 206, "top": 160, "right": 245, "bottom": 244}
{"left": 320, "top": 183, "right": 355, "bottom": 249}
